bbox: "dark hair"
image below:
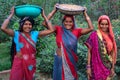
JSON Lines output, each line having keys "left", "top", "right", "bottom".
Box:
{"left": 62, "top": 15, "right": 75, "bottom": 29}
{"left": 62, "top": 15, "right": 74, "bottom": 23}
{"left": 19, "top": 17, "right": 35, "bottom": 32}
{"left": 10, "top": 39, "right": 16, "bottom": 66}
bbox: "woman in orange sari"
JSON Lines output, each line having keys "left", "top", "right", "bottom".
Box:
{"left": 1, "top": 7, "right": 53, "bottom": 80}
{"left": 85, "top": 15, "right": 117, "bottom": 80}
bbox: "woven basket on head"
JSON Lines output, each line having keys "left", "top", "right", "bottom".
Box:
{"left": 56, "top": 4, "right": 85, "bottom": 15}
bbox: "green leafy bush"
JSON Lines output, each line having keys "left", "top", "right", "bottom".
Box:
{"left": 112, "top": 19, "right": 120, "bottom": 76}
{"left": 0, "top": 42, "right": 11, "bottom": 71}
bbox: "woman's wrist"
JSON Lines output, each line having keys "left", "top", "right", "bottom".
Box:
{"left": 6, "top": 17, "right": 11, "bottom": 21}
{"left": 83, "top": 12, "right": 90, "bottom": 20}
{"left": 7, "top": 13, "right": 13, "bottom": 20}
{"left": 46, "top": 20, "right": 50, "bottom": 23}
{"left": 112, "top": 63, "right": 115, "bottom": 69}
{"left": 48, "top": 13, "right": 52, "bottom": 17}
{"left": 111, "top": 66, "right": 115, "bottom": 70}
{"left": 84, "top": 15, "right": 90, "bottom": 20}
{"left": 86, "top": 64, "right": 91, "bottom": 69}
{"left": 86, "top": 17, "right": 90, "bottom": 20}
{"left": 7, "top": 17, "right": 11, "bottom": 20}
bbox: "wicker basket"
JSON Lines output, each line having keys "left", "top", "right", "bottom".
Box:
{"left": 56, "top": 4, "right": 85, "bottom": 15}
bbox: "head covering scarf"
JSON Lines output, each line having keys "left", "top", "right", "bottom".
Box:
{"left": 19, "top": 17, "right": 34, "bottom": 32}
{"left": 62, "top": 15, "right": 77, "bottom": 53}
{"left": 98, "top": 15, "right": 117, "bottom": 63}
{"left": 62, "top": 15, "right": 75, "bottom": 29}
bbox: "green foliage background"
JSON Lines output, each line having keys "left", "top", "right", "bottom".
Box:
{"left": 0, "top": 0, "right": 120, "bottom": 79}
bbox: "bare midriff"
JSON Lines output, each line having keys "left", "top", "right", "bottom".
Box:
{"left": 56, "top": 48, "right": 62, "bottom": 56}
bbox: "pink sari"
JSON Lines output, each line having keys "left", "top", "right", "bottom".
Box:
{"left": 10, "top": 33, "right": 36, "bottom": 80}
{"left": 85, "top": 31, "right": 111, "bottom": 80}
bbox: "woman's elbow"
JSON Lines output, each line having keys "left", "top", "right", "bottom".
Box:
{"left": 1, "top": 26, "right": 5, "bottom": 31}
{"left": 50, "top": 28, "right": 55, "bottom": 33}
{"left": 42, "top": 21, "right": 46, "bottom": 26}
{"left": 91, "top": 27, "right": 94, "bottom": 31}
{"left": 90, "top": 26, "right": 94, "bottom": 31}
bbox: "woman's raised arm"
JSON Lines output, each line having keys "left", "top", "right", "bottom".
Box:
{"left": 42, "top": 4, "right": 58, "bottom": 28}
{"left": 81, "top": 8, "right": 94, "bottom": 35}
{"left": 38, "top": 9, "right": 54, "bottom": 37}
{"left": 1, "top": 6, "right": 15, "bottom": 37}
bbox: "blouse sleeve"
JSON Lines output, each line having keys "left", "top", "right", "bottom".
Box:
{"left": 54, "top": 25, "right": 60, "bottom": 34}
{"left": 14, "top": 31, "right": 20, "bottom": 52}
{"left": 30, "top": 31, "right": 39, "bottom": 43}
{"left": 74, "top": 28, "right": 82, "bottom": 38}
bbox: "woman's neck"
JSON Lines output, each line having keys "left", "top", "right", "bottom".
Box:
{"left": 22, "top": 32, "right": 30, "bottom": 37}
{"left": 103, "top": 31, "right": 109, "bottom": 35}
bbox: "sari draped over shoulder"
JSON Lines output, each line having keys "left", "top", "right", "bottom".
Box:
{"left": 85, "top": 31, "right": 112, "bottom": 80}
{"left": 61, "top": 27, "right": 78, "bottom": 80}
{"left": 10, "top": 33, "right": 36, "bottom": 80}
{"left": 53, "top": 25, "right": 78, "bottom": 80}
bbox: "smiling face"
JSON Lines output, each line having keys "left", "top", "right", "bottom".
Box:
{"left": 22, "top": 20, "right": 32, "bottom": 33}
{"left": 63, "top": 15, "right": 74, "bottom": 30}
{"left": 99, "top": 19, "right": 109, "bottom": 33}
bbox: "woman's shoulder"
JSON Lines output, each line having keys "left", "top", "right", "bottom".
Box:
{"left": 54, "top": 25, "right": 62, "bottom": 30}
{"left": 89, "top": 30, "right": 97, "bottom": 37}
{"left": 74, "top": 28, "right": 82, "bottom": 30}
{"left": 30, "top": 30, "right": 39, "bottom": 35}
{"left": 91, "top": 30, "right": 97, "bottom": 34}
{"left": 30, "top": 30, "right": 39, "bottom": 33}
{"left": 54, "top": 25, "right": 61, "bottom": 28}
{"left": 14, "top": 30, "right": 20, "bottom": 36}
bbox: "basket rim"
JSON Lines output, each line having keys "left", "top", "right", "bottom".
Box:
{"left": 56, "top": 4, "right": 85, "bottom": 12}
{"left": 15, "top": 5, "right": 42, "bottom": 10}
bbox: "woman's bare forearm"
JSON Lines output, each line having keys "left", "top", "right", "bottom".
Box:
{"left": 1, "top": 7, "right": 14, "bottom": 36}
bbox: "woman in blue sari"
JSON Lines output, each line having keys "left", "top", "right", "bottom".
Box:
{"left": 42, "top": 4, "right": 94, "bottom": 80}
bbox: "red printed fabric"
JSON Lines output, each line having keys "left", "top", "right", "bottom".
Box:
{"left": 10, "top": 33, "right": 36, "bottom": 80}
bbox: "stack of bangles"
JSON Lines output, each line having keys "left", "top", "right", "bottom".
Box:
{"left": 86, "top": 65, "right": 91, "bottom": 69}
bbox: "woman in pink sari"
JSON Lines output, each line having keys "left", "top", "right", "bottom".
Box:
{"left": 85, "top": 15, "right": 117, "bottom": 80}
{"left": 1, "top": 7, "right": 53, "bottom": 80}
{"left": 42, "top": 4, "right": 94, "bottom": 80}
